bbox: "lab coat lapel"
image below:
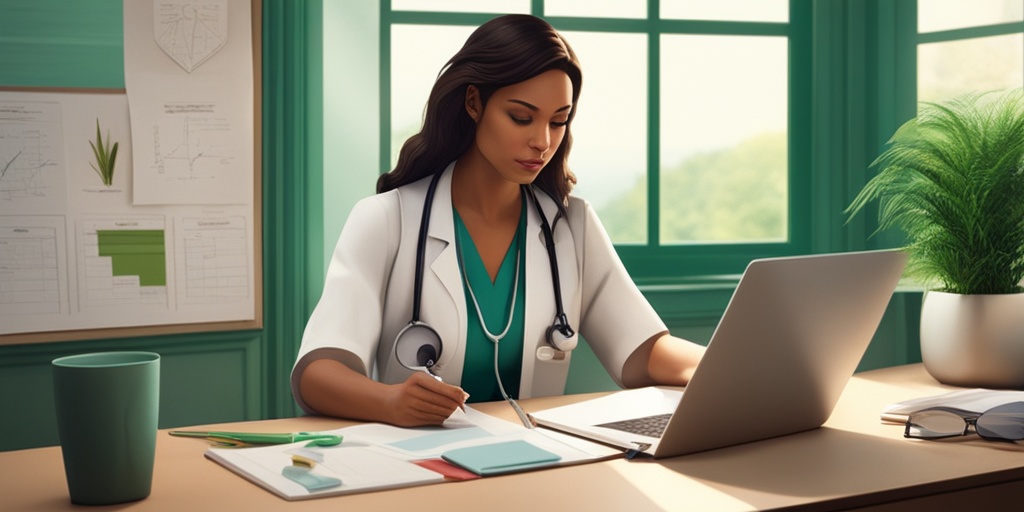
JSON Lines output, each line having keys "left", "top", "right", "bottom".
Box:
{"left": 520, "top": 187, "right": 580, "bottom": 398}
{"left": 422, "top": 167, "right": 466, "bottom": 380}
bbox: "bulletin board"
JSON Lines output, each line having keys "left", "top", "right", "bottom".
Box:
{"left": 0, "top": 0, "right": 262, "bottom": 345}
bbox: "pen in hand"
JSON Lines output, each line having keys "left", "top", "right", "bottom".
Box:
{"left": 420, "top": 367, "right": 468, "bottom": 412}
{"left": 423, "top": 367, "right": 443, "bottom": 382}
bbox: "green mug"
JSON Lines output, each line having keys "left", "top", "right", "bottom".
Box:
{"left": 52, "top": 351, "right": 160, "bottom": 505}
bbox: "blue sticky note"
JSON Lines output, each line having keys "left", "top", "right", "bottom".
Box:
{"left": 441, "top": 440, "right": 561, "bottom": 476}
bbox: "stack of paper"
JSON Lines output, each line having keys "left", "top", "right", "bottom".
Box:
{"left": 204, "top": 407, "right": 620, "bottom": 500}
{"left": 881, "top": 388, "right": 1024, "bottom": 423}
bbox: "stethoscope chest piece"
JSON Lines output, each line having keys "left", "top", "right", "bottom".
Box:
{"left": 394, "top": 321, "right": 443, "bottom": 373}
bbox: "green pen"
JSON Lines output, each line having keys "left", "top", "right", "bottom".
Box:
{"left": 170, "top": 430, "right": 343, "bottom": 447}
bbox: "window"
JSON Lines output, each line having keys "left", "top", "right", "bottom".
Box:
{"left": 917, "top": 0, "right": 1024, "bottom": 103}
{"left": 382, "top": 1, "right": 810, "bottom": 282}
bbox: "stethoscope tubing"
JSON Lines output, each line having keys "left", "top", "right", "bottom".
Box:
{"left": 411, "top": 171, "right": 445, "bottom": 323}
{"left": 521, "top": 184, "right": 569, "bottom": 325}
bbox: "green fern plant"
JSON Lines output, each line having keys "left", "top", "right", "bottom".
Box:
{"left": 846, "top": 89, "right": 1024, "bottom": 295}
{"left": 89, "top": 119, "right": 118, "bottom": 186}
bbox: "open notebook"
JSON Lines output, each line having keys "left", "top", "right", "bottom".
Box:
{"left": 202, "top": 407, "right": 620, "bottom": 500}
{"left": 533, "top": 250, "right": 907, "bottom": 458}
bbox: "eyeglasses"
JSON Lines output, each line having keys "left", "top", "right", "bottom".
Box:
{"left": 904, "top": 401, "right": 1024, "bottom": 442}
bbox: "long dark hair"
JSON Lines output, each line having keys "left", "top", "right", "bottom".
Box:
{"left": 376, "top": 14, "right": 583, "bottom": 205}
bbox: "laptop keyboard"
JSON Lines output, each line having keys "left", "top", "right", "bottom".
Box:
{"left": 595, "top": 413, "right": 672, "bottom": 438}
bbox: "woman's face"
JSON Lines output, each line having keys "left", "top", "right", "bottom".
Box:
{"left": 470, "top": 69, "right": 573, "bottom": 186}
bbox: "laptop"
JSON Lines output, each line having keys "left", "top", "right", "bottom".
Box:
{"left": 531, "top": 249, "right": 907, "bottom": 458}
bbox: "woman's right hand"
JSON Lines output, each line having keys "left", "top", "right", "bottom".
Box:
{"left": 385, "top": 371, "right": 469, "bottom": 427}
{"left": 298, "top": 359, "right": 468, "bottom": 426}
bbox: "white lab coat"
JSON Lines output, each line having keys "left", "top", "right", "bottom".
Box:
{"left": 290, "top": 163, "right": 666, "bottom": 414}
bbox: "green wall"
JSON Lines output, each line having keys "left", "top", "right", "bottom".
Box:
{"left": 0, "top": 0, "right": 924, "bottom": 452}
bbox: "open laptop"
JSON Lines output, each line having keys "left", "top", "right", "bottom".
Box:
{"left": 531, "top": 249, "right": 907, "bottom": 458}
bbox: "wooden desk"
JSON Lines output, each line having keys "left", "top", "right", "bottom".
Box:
{"left": 4, "top": 364, "right": 1024, "bottom": 512}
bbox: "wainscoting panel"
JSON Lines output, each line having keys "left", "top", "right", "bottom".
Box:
{"left": 0, "top": 332, "right": 264, "bottom": 451}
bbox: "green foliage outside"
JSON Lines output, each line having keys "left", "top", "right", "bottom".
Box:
{"left": 599, "top": 132, "right": 788, "bottom": 244}
{"left": 389, "top": 123, "right": 789, "bottom": 246}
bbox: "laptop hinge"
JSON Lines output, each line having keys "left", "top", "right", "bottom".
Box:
{"left": 625, "top": 442, "right": 652, "bottom": 460}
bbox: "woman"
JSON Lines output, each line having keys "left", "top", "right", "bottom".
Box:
{"left": 292, "top": 14, "right": 704, "bottom": 427}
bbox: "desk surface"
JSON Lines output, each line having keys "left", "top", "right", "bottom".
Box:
{"left": 5, "top": 364, "right": 1024, "bottom": 512}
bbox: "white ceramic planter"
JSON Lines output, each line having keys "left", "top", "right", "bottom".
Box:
{"left": 920, "top": 291, "right": 1024, "bottom": 388}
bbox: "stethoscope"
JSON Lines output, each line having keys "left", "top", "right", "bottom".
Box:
{"left": 392, "top": 170, "right": 578, "bottom": 398}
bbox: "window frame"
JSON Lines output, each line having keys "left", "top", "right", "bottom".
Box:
{"left": 379, "top": 0, "right": 812, "bottom": 284}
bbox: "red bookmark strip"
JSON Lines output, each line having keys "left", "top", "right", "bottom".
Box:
{"left": 413, "top": 458, "right": 481, "bottom": 481}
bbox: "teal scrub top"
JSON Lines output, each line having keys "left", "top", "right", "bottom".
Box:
{"left": 453, "top": 200, "right": 527, "bottom": 403}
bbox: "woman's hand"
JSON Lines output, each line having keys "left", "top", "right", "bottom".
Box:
{"left": 384, "top": 371, "right": 469, "bottom": 427}
{"left": 299, "top": 359, "right": 467, "bottom": 426}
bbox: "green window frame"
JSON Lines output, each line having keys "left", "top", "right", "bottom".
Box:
{"left": 379, "top": 0, "right": 813, "bottom": 285}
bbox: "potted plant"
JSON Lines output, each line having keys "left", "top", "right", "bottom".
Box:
{"left": 846, "top": 88, "right": 1024, "bottom": 388}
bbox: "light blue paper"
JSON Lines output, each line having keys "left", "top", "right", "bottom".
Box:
{"left": 281, "top": 466, "right": 342, "bottom": 492}
{"left": 388, "top": 426, "right": 491, "bottom": 453}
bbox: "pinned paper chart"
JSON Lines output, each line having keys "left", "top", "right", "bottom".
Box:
{"left": 155, "top": 0, "right": 228, "bottom": 73}
{"left": 78, "top": 217, "right": 169, "bottom": 309}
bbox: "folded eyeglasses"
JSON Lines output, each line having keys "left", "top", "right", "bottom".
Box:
{"left": 905, "top": 401, "right": 1024, "bottom": 442}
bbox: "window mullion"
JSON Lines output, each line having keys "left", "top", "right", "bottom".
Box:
{"left": 531, "top": 0, "right": 543, "bottom": 17}
{"left": 380, "top": 0, "right": 392, "bottom": 176}
{"left": 648, "top": 1, "right": 660, "bottom": 248}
